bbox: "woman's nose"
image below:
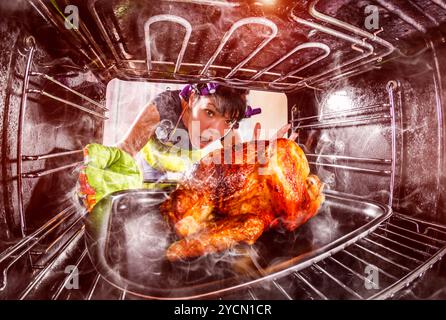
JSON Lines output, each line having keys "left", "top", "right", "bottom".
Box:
{"left": 205, "top": 119, "right": 225, "bottom": 134}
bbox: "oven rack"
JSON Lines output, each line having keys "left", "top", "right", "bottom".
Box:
{"left": 16, "top": 37, "right": 107, "bottom": 238}
{"left": 30, "top": 0, "right": 446, "bottom": 91}
{"left": 290, "top": 80, "right": 399, "bottom": 207}
{"left": 73, "top": 0, "right": 400, "bottom": 91}
{"left": 0, "top": 36, "right": 107, "bottom": 295}
{"left": 239, "top": 214, "right": 446, "bottom": 300}
{"left": 4, "top": 210, "right": 444, "bottom": 300}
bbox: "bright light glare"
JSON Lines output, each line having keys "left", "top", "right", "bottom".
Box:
{"left": 325, "top": 90, "right": 352, "bottom": 112}
{"left": 256, "top": 0, "right": 277, "bottom": 6}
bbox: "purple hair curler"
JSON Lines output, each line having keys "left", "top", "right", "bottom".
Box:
{"left": 231, "top": 106, "right": 262, "bottom": 130}
{"left": 179, "top": 84, "right": 193, "bottom": 101}
{"left": 244, "top": 105, "right": 262, "bottom": 118}
{"left": 200, "top": 83, "right": 219, "bottom": 95}
{"left": 179, "top": 83, "right": 262, "bottom": 121}
{"left": 179, "top": 83, "right": 220, "bottom": 100}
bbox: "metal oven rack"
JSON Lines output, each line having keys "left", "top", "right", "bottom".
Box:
{"left": 0, "top": 36, "right": 106, "bottom": 298}
{"left": 1, "top": 0, "right": 445, "bottom": 300}
{"left": 222, "top": 214, "right": 446, "bottom": 300}
{"left": 8, "top": 211, "right": 445, "bottom": 300}
{"left": 5, "top": 47, "right": 445, "bottom": 297}
{"left": 32, "top": 0, "right": 446, "bottom": 90}
{"left": 86, "top": 0, "right": 400, "bottom": 92}
{"left": 290, "top": 80, "right": 399, "bottom": 207}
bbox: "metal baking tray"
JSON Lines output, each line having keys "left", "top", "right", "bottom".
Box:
{"left": 84, "top": 189, "right": 392, "bottom": 299}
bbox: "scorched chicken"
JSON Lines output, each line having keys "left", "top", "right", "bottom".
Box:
{"left": 160, "top": 138, "right": 324, "bottom": 262}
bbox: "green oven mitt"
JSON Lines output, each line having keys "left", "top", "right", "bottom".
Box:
{"left": 78, "top": 143, "right": 143, "bottom": 212}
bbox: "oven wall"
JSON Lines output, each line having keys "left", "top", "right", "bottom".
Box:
{"left": 0, "top": 7, "right": 105, "bottom": 245}
{"left": 288, "top": 36, "right": 446, "bottom": 224}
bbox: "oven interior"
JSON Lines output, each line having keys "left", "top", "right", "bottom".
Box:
{"left": 1, "top": 0, "right": 446, "bottom": 299}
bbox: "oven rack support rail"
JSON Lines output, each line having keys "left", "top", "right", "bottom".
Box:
{"left": 222, "top": 214, "right": 446, "bottom": 300}
{"left": 30, "top": 0, "right": 446, "bottom": 91}
{"left": 83, "top": 0, "right": 401, "bottom": 91}
{"left": 3, "top": 210, "right": 445, "bottom": 299}
{"left": 290, "top": 80, "right": 399, "bottom": 208}
{"left": 2, "top": 36, "right": 108, "bottom": 284}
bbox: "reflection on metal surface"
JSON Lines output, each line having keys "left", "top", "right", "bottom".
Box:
{"left": 251, "top": 42, "right": 330, "bottom": 81}
{"left": 386, "top": 80, "right": 398, "bottom": 207}
{"left": 144, "top": 14, "right": 192, "bottom": 75}
{"left": 84, "top": 189, "right": 391, "bottom": 299}
{"left": 200, "top": 17, "right": 278, "bottom": 78}
{"left": 17, "top": 36, "right": 36, "bottom": 238}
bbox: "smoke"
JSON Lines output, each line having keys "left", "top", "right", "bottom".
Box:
{"left": 84, "top": 134, "right": 329, "bottom": 298}
{"left": 308, "top": 204, "right": 339, "bottom": 247}
{"left": 0, "top": 0, "right": 29, "bottom": 13}
{"left": 122, "top": 206, "right": 172, "bottom": 275}
{"left": 84, "top": 82, "right": 331, "bottom": 298}
{"left": 425, "top": 287, "right": 446, "bottom": 299}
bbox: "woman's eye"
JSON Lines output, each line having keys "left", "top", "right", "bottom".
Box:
{"left": 205, "top": 109, "right": 214, "bottom": 117}
{"left": 225, "top": 119, "right": 233, "bottom": 125}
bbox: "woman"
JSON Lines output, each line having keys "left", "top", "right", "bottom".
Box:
{"left": 78, "top": 83, "right": 294, "bottom": 211}
{"left": 79, "top": 83, "right": 246, "bottom": 210}
{"left": 116, "top": 83, "right": 250, "bottom": 181}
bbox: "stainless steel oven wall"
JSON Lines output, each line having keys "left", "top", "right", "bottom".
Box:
{"left": 287, "top": 35, "right": 446, "bottom": 225}
{"left": 0, "top": 0, "right": 445, "bottom": 300}
{"left": 0, "top": 5, "right": 106, "bottom": 297}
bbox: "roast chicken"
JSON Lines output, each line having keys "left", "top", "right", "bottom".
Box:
{"left": 160, "top": 138, "right": 324, "bottom": 262}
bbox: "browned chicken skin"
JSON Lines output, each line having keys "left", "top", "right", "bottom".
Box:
{"left": 160, "top": 138, "right": 324, "bottom": 262}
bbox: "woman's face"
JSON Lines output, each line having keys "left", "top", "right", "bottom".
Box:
{"left": 187, "top": 93, "right": 235, "bottom": 149}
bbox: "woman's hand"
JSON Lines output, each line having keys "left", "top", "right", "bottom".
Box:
{"left": 251, "top": 122, "right": 298, "bottom": 141}
{"left": 252, "top": 122, "right": 261, "bottom": 140}
{"left": 78, "top": 144, "right": 143, "bottom": 212}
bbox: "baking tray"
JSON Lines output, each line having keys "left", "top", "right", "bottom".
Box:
{"left": 84, "top": 189, "right": 392, "bottom": 299}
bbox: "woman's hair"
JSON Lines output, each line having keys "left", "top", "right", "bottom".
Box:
{"left": 193, "top": 84, "right": 248, "bottom": 122}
